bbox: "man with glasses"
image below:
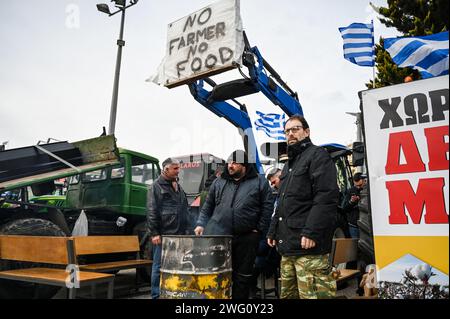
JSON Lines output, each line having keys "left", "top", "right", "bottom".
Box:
{"left": 267, "top": 115, "right": 338, "bottom": 299}
{"left": 194, "top": 150, "right": 273, "bottom": 299}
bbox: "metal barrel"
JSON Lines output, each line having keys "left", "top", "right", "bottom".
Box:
{"left": 160, "top": 235, "right": 232, "bottom": 299}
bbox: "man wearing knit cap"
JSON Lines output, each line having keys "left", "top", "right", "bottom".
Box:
{"left": 267, "top": 115, "right": 338, "bottom": 299}
{"left": 147, "top": 157, "right": 189, "bottom": 299}
{"left": 195, "top": 150, "right": 274, "bottom": 299}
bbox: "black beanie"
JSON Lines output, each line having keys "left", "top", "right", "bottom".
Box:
{"left": 227, "top": 150, "right": 249, "bottom": 165}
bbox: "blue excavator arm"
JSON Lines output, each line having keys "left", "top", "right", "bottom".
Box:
{"left": 188, "top": 32, "right": 303, "bottom": 173}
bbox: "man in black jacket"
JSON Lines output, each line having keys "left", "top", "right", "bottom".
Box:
{"left": 194, "top": 150, "right": 273, "bottom": 299}
{"left": 147, "top": 157, "right": 189, "bottom": 299}
{"left": 342, "top": 172, "right": 366, "bottom": 238}
{"left": 267, "top": 115, "right": 338, "bottom": 299}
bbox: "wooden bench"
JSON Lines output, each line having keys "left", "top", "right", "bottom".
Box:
{"left": 73, "top": 235, "right": 152, "bottom": 287}
{"left": 0, "top": 235, "right": 115, "bottom": 299}
{"left": 329, "top": 238, "right": 361, "bottom": 287}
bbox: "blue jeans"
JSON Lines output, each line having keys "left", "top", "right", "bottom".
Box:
{"left": 151, "top": 244, "right": 162, "bottom": 299}
{"left": 348, "top": 224, "right": 360, "bottom": 239}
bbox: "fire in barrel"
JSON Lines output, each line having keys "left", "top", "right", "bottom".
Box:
{"left": 160, "top": 235, "right": 232, "bottom": 299}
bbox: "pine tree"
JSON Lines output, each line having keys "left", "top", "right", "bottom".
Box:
{"left": 367, "top": 0, "right": 449, "bottom": 88}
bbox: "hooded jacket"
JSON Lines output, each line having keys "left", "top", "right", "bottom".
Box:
{"left": 267, "top": 137, "right": 338, "bottom": 256}
{"left": 196, "top": 163, "right": 274, "bottom": 236}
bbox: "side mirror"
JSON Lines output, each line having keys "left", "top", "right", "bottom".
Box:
{"left": 352, "top": 142, "right": 365, "bottom": 167}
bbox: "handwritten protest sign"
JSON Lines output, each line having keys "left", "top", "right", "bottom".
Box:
{"left": 150, "top": 0, "right": 244, "bottom": 88}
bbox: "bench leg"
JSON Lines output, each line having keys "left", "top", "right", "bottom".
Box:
{"left": 107, "top": 280, "right": 114, "bottom": 299}
{"left": 91, "top": 284, "right": 97, "bottom": 299}
{"left": 135, "top": 268, "right": 139, "bottom": 291}
{"left": 33, "top": 285, "right": 40, "bottom": 299}
{"left": 261, "top": 272, "right": 266, "bottom": 299}
{"left": 68, "top": 288, "right": 77, "bottom": 299}
{"left": 274, "top": 270, "right": 279, "bottom": 298}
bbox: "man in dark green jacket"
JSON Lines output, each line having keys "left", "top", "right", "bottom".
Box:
{"left": 267, "top": 115, "right": 338, "bottom": 299}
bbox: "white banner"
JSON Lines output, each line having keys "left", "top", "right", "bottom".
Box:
{"left": 150, "top": 0, "right": 244, "bottom": 88}
{"left": 362, "top": 75, "right": 449, "bottom": 237}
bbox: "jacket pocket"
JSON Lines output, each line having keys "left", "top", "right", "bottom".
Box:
{"left": 293, "top": 166, "right": 309, "bottom": 175}
{"left": 282, "top": 218, "right": 303, "bottom": 252}
{"left": 287, "top": 167, "right": 312, "bottom": 199}
{"left": 161, "top": 207, "right": 177, "bottom": 232}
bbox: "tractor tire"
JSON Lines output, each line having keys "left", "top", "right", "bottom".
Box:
{"left": 132, "top": 222, "right": 152, "bottom": 283}
{"left": 0, "top": 218, "right": 66, "bottom": 299}
{"left": 357, "top": 187, "right": 375, "bottom": 267}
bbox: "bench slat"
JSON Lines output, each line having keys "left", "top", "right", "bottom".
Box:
{"left": 79, "top": 260, "right": 152, "bottom": 271}
{"left": 0, "top": 267, "right": 114, "bottom": 284}
{"left": 0, "top": 235, "right": 69, "bottom": 265}
{"left": 73, "top": 236, "right": 140, "bottom": 255}
{"left": 336, "top": 269, "right": 360, "bottom": 283}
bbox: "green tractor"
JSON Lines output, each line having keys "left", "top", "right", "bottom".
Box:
{"left": 0, "top": 136, "right": 160, "bottom": 298}
{"left": 58, "top": 148, "right": 159, "bottom": 236}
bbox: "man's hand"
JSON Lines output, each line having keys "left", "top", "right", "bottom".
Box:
{"left": 301, "top": 236, "right": 316, "bottom": 249}
{"left": 194, "top": 226, "right": 204, "bottom": 236}
{"left": 267, "top": 238, "right": 276, "bottom": 247}
{"left": 350, "top": 195, "right": 360, "bottom": 203}
{"left": 151, "top": 235, "right": 161, "bottom": 245}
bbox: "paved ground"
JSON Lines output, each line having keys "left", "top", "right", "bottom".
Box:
{"left": 53, "top": 269, "right": 359, "bottom": 299}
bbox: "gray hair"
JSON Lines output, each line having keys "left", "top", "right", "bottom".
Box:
{"left": 267, "top": 167, "right": 281, "bottom": 180}
{"left": 161, "top": 157, "right": 180, "bottom": 170}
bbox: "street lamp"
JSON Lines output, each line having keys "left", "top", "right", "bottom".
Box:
{"left": 0, "top": 141, "right": 8, "bottom": 151}
{"left": 96, "top": 0, "right": 139, "bottom": 135}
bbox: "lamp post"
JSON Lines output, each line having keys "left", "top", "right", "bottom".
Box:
{"left": 96, "top": 0, "right": 139, "bottom": 136}
{"left": 0, "top": 141, "right": 8, "bottom": 151}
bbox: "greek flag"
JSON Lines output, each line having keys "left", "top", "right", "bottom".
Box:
{"left": 254, "top": 111, "right": 286, "bottom": 141}
{"left": 339, "top": 22, "right": 375, "bottom": 67}
{"left": 384, "top": 31, "right": 449, "bottom": 78}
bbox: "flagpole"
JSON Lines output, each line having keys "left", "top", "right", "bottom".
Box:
{"left": 372, "top": 19, "right": 376, "bottom": 88}
{"left": 373, "top": 64, "right": 376, "bottom": 89}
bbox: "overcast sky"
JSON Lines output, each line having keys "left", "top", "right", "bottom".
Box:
{"left": 0, "top": 0, "right": 400, "bottom": 162}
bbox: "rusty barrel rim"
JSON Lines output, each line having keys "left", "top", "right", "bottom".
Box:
{"left": 160, "top": 235, "right": 232, "bottom": 274}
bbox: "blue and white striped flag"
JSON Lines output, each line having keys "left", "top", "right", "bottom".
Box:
{"left": 384, "top": 31, "right": 449, "bottom": 78}
{"left": 339, "top": 22, "right": 375, "bottom": 67}
{"left": 254, "top": 111, "right": 286, "bottom": 141}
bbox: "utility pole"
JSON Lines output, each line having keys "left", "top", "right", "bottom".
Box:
{"left": 96, "top": 0, "right": 139, "bottom": 135}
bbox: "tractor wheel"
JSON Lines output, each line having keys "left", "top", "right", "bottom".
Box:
{"left": 0, "top": 218, "right": 66, "bottom": 299}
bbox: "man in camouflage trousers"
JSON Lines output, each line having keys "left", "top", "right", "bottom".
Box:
{"left": 267, "top": 115, "right": 338, "bottom": 299}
